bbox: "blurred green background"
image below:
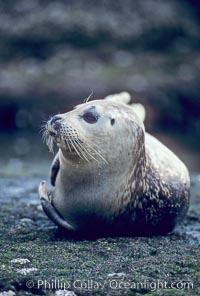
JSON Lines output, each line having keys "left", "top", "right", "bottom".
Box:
{"left": 0, "top": 0, "right": 200, "bottom": 171}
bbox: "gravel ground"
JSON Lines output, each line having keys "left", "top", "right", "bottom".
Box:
{"left": 0, "top": 155, "right": 199, "bottom": 296}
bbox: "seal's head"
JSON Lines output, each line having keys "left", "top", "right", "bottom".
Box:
{"left": 44, "top": 100, "right": 145, "bottom": 167}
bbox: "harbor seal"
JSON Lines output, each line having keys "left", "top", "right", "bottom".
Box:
{"left": 39, "top": 92, "right": 190, "bottom": 237}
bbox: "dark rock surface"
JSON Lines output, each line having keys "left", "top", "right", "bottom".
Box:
{"left": 0, "top": 156, "right": 199, "bottom": 295}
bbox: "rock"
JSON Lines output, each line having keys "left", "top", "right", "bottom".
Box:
{"left": 0, "top": 291, "right": 15, "bottom": 296}
{"left": 107, "top": 272, "right": 126, "bottom": 278}
{"left": 16, "top": 268, "right": 37, "bottom": 275}
{"left": 10, "top": 218, "right": 36, "bottom": 235}
{"left": 55, "top": 290, "right": 77, "bottom": 296}
{"left": 10, "top": 258, "right": 30, "bottom": 264}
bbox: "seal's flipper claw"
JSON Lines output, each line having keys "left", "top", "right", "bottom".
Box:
{"left": 38, "top": 180, "right": 75, "bottom": 231}
{"left": 38, "top": 180, "right": 50, "bottom": 202}
{"left": 40, "top": 198, "right": 75, "bottom": 231}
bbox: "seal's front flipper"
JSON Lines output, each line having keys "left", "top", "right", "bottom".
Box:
{"left": 40, "top": 197, "right": 75, "bottom": 231}
{"left": 38, "top": 180, "right": 75, "bottom": 232}
{"left": 38, "top": 180, "right": 51, "bottom": 201}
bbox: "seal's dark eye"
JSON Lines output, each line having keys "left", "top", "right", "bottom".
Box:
{"left": 83, "top": 112, "right": 98, "bottom": 124}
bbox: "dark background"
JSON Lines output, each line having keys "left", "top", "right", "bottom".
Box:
{"left": 0, "top": 0, "right": 200, "bottom": 170}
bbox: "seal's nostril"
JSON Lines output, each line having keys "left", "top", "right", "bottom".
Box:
{"left": 51, "top": 115, "right": 62, "bottom": 124}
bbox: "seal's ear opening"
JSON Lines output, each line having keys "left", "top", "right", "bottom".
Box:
{"left": 111, "top": 118, "right": 115, "bottom": 126}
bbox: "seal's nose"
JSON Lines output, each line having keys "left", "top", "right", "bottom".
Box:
{"left": 50, "top": 115, "right": 62, "bottom": 125}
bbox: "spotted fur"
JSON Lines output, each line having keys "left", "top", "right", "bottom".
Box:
{"left": 41, "top": 98, "right": 190, "bottom": 237}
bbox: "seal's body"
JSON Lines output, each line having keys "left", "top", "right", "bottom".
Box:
{"left": 39, "top": 93, "right": 190, "bottom": 237}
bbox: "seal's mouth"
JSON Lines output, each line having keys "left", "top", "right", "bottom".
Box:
{"left": 41, "top": 118, "right": 61, "bottom": 153}
{"left": 44, "top": 123, "right": 80, "bottom": 155}
{"left": 49, "top": 130, "right": 57, "bottom": 137}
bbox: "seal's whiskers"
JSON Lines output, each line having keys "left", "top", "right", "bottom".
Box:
{"left": 75, "top": 139, "right": 98, "bottom": 162}
{"left": 88, "top": 141, "right": 106, "bottom": 153}
{"left": 84, "top": 141, "right": 108, "bottom": 164}
{"left": 73, "top": 139, "right": 90, "bottom": 162}
{"left": 43, "top": 129, "right": 54, "bottom": 153}
{"left": 83, "top": 90, "right": 93, "bottom": 103}
{"left": 40, "top": 124, "right": 47, "bottom": 134}
{"left": 47, "top": 134, "right": 54, "bottom": 153}
{"left": 42, "top": 129, "right": 47, "bottom": 143}
{"left": 64, "top": 139, "right": 72, "bottom": 153}
{"left": 70, "top": 139, "right": 85, "bottom": 161}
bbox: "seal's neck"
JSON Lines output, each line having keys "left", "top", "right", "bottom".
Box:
{"left": 59, "top": 148, "right": 108, "bottom": 174}
{"left": 130, "top": 132, "right": 147, "bottom": 197}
